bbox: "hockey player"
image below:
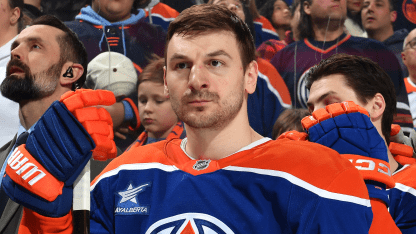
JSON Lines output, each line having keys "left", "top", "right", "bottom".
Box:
{"left": 269, "top": 0, "right": 414, "bottom": 134}
{"left": 305, "top": 53, "right": 416, "bottom": 233}
{"left": 4, "top": 4, "right": 376, "bottom": 233}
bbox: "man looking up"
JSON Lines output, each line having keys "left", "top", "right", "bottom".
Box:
{"left": 5, "top": 5, "right": 375, "bottom": 233}
{"left": 361, "top": 0, "right": 409, "bottom": 76}
{"left": 270, "top": 0, "right": 414, "bottom": 134}
{"left": 0, "top": 14, "right": 87, "bottom": 233}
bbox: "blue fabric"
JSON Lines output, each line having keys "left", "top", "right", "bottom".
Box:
{"left": 2, "top": 101, "right": 95, "bottom": 217}
{"left": 308, "top": 112, "right": 389, "bottom": 162}
{"left": 122, "top": 100, "right": 134, "bottom": 122}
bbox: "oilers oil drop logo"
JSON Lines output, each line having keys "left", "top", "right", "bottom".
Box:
{"left": 145, "top": 213, "right": 234, "bottom": 234}
{"left": 403, "top": 0, "right": 416, "bottom": 24}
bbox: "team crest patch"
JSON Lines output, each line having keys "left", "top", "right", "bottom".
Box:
{"left": 145, "top": 213, "right": 235, "bottom": 234}
{"left": 193, "top": 160, "right": 210, "bottom": 171}
{"left": 115, "top": 182, "right": 151, "bottom": 215}
{"left": 403, "top": 0, "right": 416, "bottom": 24}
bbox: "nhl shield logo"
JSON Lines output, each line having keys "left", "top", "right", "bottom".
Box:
{"left": 145, "top": 213, "right": 234, "bottom": 234}
{"left": 193, "top": 160, "right": 210, "bottom": 171}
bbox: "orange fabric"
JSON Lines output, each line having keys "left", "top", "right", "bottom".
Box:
{"left": 6, "top": 145, "right": 64, "bottom": 202}
{"left": 389, "top": 142, "right": 413, "bottom": 158}
{"left": 405, "top": 77, "right": 416, "bottom": 93}
{"left": 277, "top": 130, "right": 308, "bottom": 141}
{"left": 390, "top": 124, "right": 401, "bottom": 136}
{"left": 345, "top": 154, "right": 395, "bottom": 188}
{"left": 254, "top": 16, "right": 277, "bottom": 32}
{"left": 256, "top": 58, "right": 291, "bottom": 105}
{"left": 60, "top": 89, "right": 117, "bottom": 161}
{"left": 92, "top": 138, "right": 369, "bottom": 200}
{"left": 368, "top": 199, "right": 401, "bottom": 234}
{"left": 18, "top": 208, "right": 72, "bottom": 234}
{"left": 145, "top": 2, "right": 179, "bottom": 18}
{"left": 394, "top": 155, "right": 416, "bottom": 165}
{"left": 304, "top": 34, "right": 351, "bottom": 54}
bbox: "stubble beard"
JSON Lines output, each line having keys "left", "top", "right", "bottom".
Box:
{"left": 1, "top": 58, "right": 62, "bottom": 103}
{"left": 171, "top": 84, "right": 245, "bottom": 130}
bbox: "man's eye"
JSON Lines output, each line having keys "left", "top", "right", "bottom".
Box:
{"left": 33, "top": 45, "right": 40, "bottom": 49}
{"left": 210, "top": 60, "right": 223, "bottom": 67}
{"left": 176, "top": 63, "right": 189, "bottom": 69}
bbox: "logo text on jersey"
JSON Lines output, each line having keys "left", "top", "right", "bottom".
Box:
{"left": 115, "top": 182, "right": 151, "bottom": 215}
{"left": 193, "top": 160, "right": 210, "bottom": 171}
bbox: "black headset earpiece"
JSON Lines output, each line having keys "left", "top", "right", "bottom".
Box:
{"left": 63, "top": 67, "right": 74, "bottom": 78}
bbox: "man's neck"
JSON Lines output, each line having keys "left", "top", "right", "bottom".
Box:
{"left": 184, "top": 109, "right": 263, "bottom": 161}
{"left": 312, "top": 20, "right": 345, "bottom": 41}
{"left": 19, "top": 87, "right": 68, "bottom": 130}
{"left": 408, "top": 70, "right": 416, "bottom": 84}
{"left": 0, "top": 28, "right": 18, "bottom": 48}
{"left": 367, "top": 27, "right": 394, "bottom": 42}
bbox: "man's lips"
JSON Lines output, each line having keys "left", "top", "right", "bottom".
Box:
{"left": 143, "top": 118, "right": 153, "bottom": 124}
{"left": 365, "top": 16, "right": 375, "bottom": 22}
{"left": 9, "top": 66, "right": 24, "bottom": 75}
{"left": 188, "top": 99, "right": 211, "bottom": 106}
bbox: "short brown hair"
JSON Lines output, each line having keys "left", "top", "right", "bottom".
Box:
{"left": 305, "top": 53, "right": 396, "bottom": 144}
{"left": 165, "top": 4, "right": 256, "bottom": 72}
{"left": 31, "top": 15, "right": 88, "bottom": 90}
{"left": 272, "top": 108, "right": 310, "bottom": 139}
{"left": 138, "top": 55, "right": 165, "bottom": 86}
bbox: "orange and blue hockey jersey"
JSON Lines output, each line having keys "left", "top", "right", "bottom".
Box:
{"left": 404, "top": 77, "right": 416, "bottom": 127}
{"left": 270, "top": 33, "right": 414, "bottom": 134}
{"left": 84, "top": 137, "right": 372, "bottom": 233}
{"left": 144, "top": 2, "right": 179, "bottom": 32}
{"left": 249, "top": 58, "right": 291, "bottom": 137}
{"left": 253, "top": 16, "right": 280, "bottom": 47}
{"left": 390, "top": 164, "right": 416, "bottom": 233}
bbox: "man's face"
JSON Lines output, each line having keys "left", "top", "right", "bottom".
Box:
{"left": 92, "top": 0, "right": 135, "bottom": 23}
{"left": 165, "top": 31, "right": 251, "bottom": 130}
{"left": 307, "top": 74, "right": 370, "bottom": 113}
{"left": 361, "top": 0, "right": 394, "bottom": 32}
{"left": 0, "top": 25, "right": 64, "bottom": 103}
{"left": 402, "top": 30, "right": 416, "bottom": 70}
{"left": 0, "top": 0, "right": 13, "bottom": 31}
{"left": 305, "top": 0, "right": 347, "bottom": 22}
{"left": 212, "top": 0, "right": 246, "bottom": 21}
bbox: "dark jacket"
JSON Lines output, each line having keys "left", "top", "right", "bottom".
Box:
{"left": 383, "top": 29, "right": 409, "bottom": 77}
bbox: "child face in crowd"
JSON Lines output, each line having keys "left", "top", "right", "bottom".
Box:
{"left": 138, "top": 80, "right": 178, "bottom": 139}
{"left": 272, "top": 0, "right": 291, "bottom": 28}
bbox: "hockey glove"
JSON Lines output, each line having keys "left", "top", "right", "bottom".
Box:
{"left": 3, "top": 89, "right": 116, "bottom": 217}
{"left": 301, "top": 101, "right": 395, "bottom": 205}
{"left": 389, "top": 124, "right": 416, "bottom": 165}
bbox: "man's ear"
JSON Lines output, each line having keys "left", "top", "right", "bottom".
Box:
{"left": 10, "top": 7, "right": 21, "bottom": 25}
{"left": 244, "top": 60, "right": 258, "bottom": 94}
{"left": 368, "top": 93, "right": 385, "bottom": 122}
{"left": 60, "top": 62, "right": 83, "bottom": 87}
{"left": 390, "top": 10, "right": 397, "bottom": 23}
{"left": 303, "top": 1, "right": 311, "bottom": 15}
{"left": 163, "top": 66, "right": 169, "bottom": 98}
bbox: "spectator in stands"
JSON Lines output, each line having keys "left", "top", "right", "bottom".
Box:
{"left": 259, "top": 0, "right": 291, "bottom": 41}
{"left": 271, "top": 108, "right": 309, "bottom": 139}
{"left": 142, "top": 0, "right": 179, "bottom": 32}
{"left": 362, "top": 0, "right": 409, "bottom": 77}
{"left": 0, "top": 0, "right": 25, "bottom": 147}
{"left": 65, "top": 0, "right": 166, "bottom": 69}
{"left": 126, "top": 56, "right": 185, "bottom": 150}
{"left": 23, "top": 0, "right": 43, "bottom": 19}
{"left": 344, "top": 0, "right": 366, "bottom": 36}
{"left": 402, "top": 28, "right": 416, "bottom": 127}
{"left": 248, "top": 0, "right": 281, "bottom": 46}
{"left": 269, "top": 0, "right": 414, "bottom": 134}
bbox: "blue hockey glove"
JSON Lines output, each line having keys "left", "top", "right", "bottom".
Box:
{"left": 3, "top": 89, "right": 116, "bottom": 217}
{"left": 301, "top": 101, "right": 395, "bottom": 205}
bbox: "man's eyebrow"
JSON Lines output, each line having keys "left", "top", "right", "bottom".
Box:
{"left": 306, "top": 91, "right": 335, "bottom": 107}
{"left": 206, "top": 50, "right": 232, "bottom": 59}
{"left": 169, "top": 53, "right": 189, "bottom": 63}
{"left": 11, "top": 37, "right": 45, "bottom": 50}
